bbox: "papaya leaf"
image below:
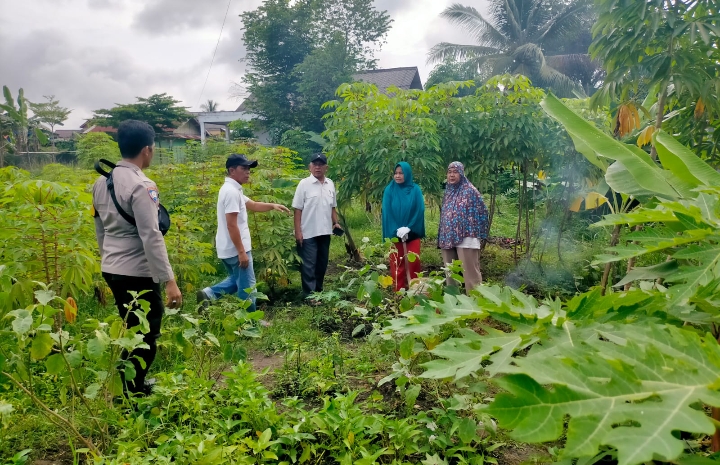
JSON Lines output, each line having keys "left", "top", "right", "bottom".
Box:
{"left": 592, "top": 210, "right": 679, "bottom": 227}
{"left": 384, "top": 294, "right": 486, "bottom": 336}
{"left": 487, "top": 323, "right": 720, "bottom": 465}
{"left": 420, "top": 325, "right": 529, "bottom": 380}
{"left": 665, "top": 245, "right": 720, "bottom": 305}
{"left": 614, "top": 260, "right": 679, "bottom": 287}
{"left": 592, "top": 231, "right": 712, "bottom": 265}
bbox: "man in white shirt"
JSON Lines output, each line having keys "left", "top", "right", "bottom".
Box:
{"left": 292, "top": 153, "right": 341, "bottom": 297}
{"left": 198, "top": 154, "right": 290, "bottom": 310}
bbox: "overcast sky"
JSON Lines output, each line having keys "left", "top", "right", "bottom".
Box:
{"left": 0, "top": 0, "right": 485, "bottom": 128}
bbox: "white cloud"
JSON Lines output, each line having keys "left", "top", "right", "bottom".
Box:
{"left": 1, "top": 0, "right": 490, "bottom": 126}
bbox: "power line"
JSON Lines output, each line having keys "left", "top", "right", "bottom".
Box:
{"left": 196, "top": 0, "right": 233, "bottom": 109}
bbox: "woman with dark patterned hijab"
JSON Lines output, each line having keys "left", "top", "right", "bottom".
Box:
{"left": 438, "top": 161, "right": 489, "bottom": 294}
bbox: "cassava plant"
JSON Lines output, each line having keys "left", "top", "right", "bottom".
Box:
{"left": 0, "top": 167, "right": 97, "bottom": 310}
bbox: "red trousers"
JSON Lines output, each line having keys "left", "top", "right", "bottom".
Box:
{"left": 390, "top": 239, "right": 422, "bottom": 291}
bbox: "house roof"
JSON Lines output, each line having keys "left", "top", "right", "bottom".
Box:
{"left": 235, "top": 97, "right": 255, "bottom": 112}
{"left": 353, "top": 67, "right": 423, "bottom": 93}
{"left": 232, "top": 67, "right": 423, "bottom": 112}
{"left": 81, "top": 124, "right": 117, "bottom": 134}
{"left": 54, "top": 129, "right": 81, "bottom": 139}
{"left": 168, "top": 118, "right": 225, "bottom": 139}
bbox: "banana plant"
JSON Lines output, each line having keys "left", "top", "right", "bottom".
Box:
{"left": 0, "top": 86, "right": 48, "bottom": 156}
{"left": 542, "top": 93, "right": 720, "bottom": 289}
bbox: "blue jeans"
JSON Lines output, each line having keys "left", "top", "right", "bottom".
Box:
{"left": 203, "top": 252, "right": 257, "bottom": 311}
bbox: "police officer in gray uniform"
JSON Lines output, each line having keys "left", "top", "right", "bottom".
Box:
{"left": 92, "top": 119, "right": 182, "bottom": 395}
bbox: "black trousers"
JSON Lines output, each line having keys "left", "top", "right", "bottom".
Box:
{"left": 297, "top": 235, "right": 331, "bottom": 295}
{"left": 102, "top": 272, "right": 163, "bottom": 393}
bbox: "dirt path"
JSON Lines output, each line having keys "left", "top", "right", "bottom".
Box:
{"left": 247, "top": 351, "right": 285, "bottom": 373}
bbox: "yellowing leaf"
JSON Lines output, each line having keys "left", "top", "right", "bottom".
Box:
{"left": 423, "top": 335, "right": 442, "bottom": 351}
{"left": 695, "top": 98, "right": 705, "bottom": 120}
{"left": 569, "top": 196, "right": 583, "bottom": 212}
{"left": 637, "top": 126, "right": 655, "bottom": 147}
{"left": 537, "top": 170, "right": 547, "bottom": 180}
{"left": 347, "top": 431, "right": 355, "bottom": 445}
{"left": 631, "top": 104, "right": 641, "bottom": 129}
{"left": 585, "top": 192, "right": 608, "bottom": 210}
{"left": 64, "top": 297, "right": 78, "bottom": 324}
{"left": 615, "top": 103, "right": 641, "bottom": 138}
{"left": 378, "top": 275, "right": 394, "bottom": 289}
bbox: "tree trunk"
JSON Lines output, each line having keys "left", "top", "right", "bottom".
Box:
{"left": 601, "top": 224, "right": 622, "bottom": 295}
{"left": 514, "top": 169, "right": 524, "bottom": 264}
{"left": 623, "top": 225, "right": 642, "bottom": 291}
{"left": 50, "top": 123, "right": 56, "bottom": 163}
{"left": 557, "top": 174, "right": 572, "bottom": 263}
{"left": 338, "top": 210, "right": 361, "bottom": 262}
{"left": 649, "top": 85, "right": 668, "bottom": 160}
{"left": 524, "top": 165, "right": 531, "bottom": 259}
{"left": 619, "top": 85, "right": 666, "bottom": 282}
{"left": 488, "top": 168, "right": 498, "bottom": 231}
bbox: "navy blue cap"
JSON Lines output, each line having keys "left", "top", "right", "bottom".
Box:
{"left": 310, "top": 153, "right": 327, "bottom": 165}
{"left": 226, "top": 153, "right": 258, "bottom": 169}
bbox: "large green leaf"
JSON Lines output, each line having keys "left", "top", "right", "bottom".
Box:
{"left": 541, "top": 94, "right": 680, "bottom": 199}
{"left": 592, "top": 230, "right": 711, "bottom": 265}
{"left": 487, "top": 323, "right": 720, "bottom": 465}
{"left": 9, "top": 309, "right": 33, "bottom": 335}
{"left": 34, "top": 128, "right": 49, "bottom": 146}
{"left": 384, "top": 294, "right": 486, "bottom": 336}
{"left": 30, "top": 332, "right": 54, "bottom": 360}
{"left": 605, "top": 161, "right": 657, "bottom": 198}
{"left": 420, "top": 327, "right": 524, "bottom": 380}
{"left": 45, "top": 353, "right": 66, "bottom": 375}
{"left": 614, "top": 260, "right": 679, "bottom": 287}
{"left": 666, "top": 245, "right": 720, "bottom": 306}
{"left": 654, "top": 130, "right": 720, "bottom": 187}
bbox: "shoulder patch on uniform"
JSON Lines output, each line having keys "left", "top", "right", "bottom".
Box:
{"left": 147, "top": 187, "right": 159, "bottom": 204}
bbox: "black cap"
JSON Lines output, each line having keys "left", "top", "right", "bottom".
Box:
{"left": 226, "top": 153, "right": 258, "bottom": 169}
{"left": 310, "top": 153, "right": 327, "bottom": 165}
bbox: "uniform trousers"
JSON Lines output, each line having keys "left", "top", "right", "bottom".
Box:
{"left": 441, "top": 247, "right": 483, "bottom": 294}
{"left": 297, "top": 235, "right": 331, "bottom": 295}
{"left": 103, "top": 272, "right": 163, "bottom": 394}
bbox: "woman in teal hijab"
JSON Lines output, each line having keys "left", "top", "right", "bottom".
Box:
{"left": 381, "top": 162, "right": 425, "bottom": 291}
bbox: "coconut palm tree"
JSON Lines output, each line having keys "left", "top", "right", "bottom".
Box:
{"left": 200, "top": 99, "right": 219, "bottom": 112}
{"left": 428, "top": 0, "right": 599, "bottom": 96}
